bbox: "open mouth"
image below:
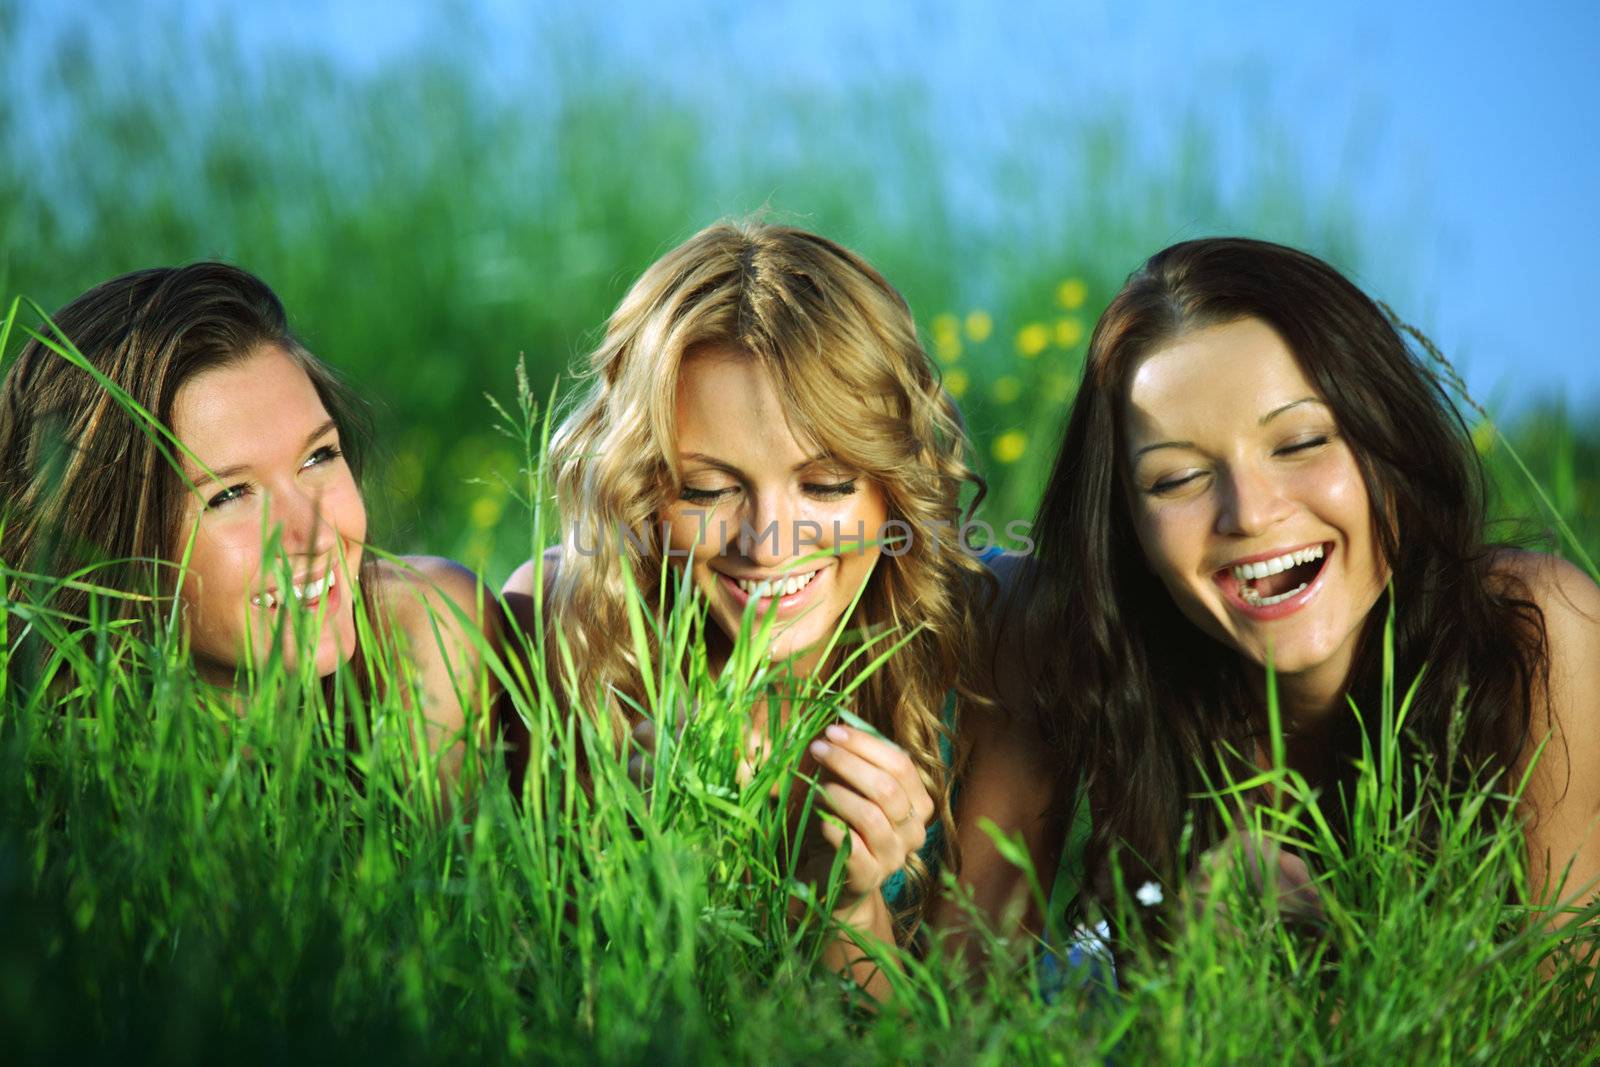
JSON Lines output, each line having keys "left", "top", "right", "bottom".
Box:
{"left": 735, "top": 568, "right": 820, "bottom": 599}
{"left": 718, "top": 565, "right": 827, "bottom": 613}
{"left": 252, "top": 569, "right": 337, "bottom": 611}
{"left": 1216, "top": 542, "right": 1331, "bottom": 612}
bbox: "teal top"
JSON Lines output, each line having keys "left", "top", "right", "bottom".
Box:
{"left": 881, "top": 543, "right": 1090, "bottom": 922}
{"left": 880, "top": 691, "right": 1090, "bottom": 929}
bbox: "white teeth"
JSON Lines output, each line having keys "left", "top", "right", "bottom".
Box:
{"left": 1240, "top": 581, "right": 1310, "bottom": 607}
{"left": 1231, "top": 544, "right": 1324, "bottom": 584}
{"left": 251, "top": 570, "right": 336, "bottom": 610}
{"left": 737, "top": 568, "right": 818, "bottom": 599}
{"left": 293, "top": 571, "right": 335, "bottom": 601}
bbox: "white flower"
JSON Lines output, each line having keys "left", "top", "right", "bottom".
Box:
{"left": 1136, "top": 880, "right": 1164, "bottom": 908}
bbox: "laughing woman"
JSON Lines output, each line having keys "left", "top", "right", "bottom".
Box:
{"left": 1017, "top": 238, "right": 1600, "bottom": 950}
{"left": 503, "top": 220, "right": 995, "bottom": 994}
{"left": 0, "top": 264, "right": 491, "bottom": 795}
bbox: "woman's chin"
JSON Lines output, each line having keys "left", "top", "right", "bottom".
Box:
{"left": 271, "top": 624, "right": 356, "bottom": 679}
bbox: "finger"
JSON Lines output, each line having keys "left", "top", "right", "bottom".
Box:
{"left": 627, "top": 751, "right": 652, "bottom": 787}
{"left": 632, "top": 719, "right": 658, "bottom": 752}
{"left": 817, "top": 781, "right": 907, "bottom": 866}
{"left": 816, "top": 818, "right": 877, "bottom": 896}
{"left": 822, "top": 722, "right": 914, "bottom": 779}
{"left": 811, "top": 735, "right": 919, "bottom": 831}
{"left": 1274, "top": 850, "right": 1325, "bottom": 923}
{"left": 817, "top": 725, "right": 930, "bottom": 821}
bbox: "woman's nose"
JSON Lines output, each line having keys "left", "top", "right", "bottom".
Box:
{"left": 271, "top": 484, "right": 336, "bottom": 559}
{"left": 1216, "top": 464, "right": 1295, "bottom": 538}
{"left": 739, "top": 488, "right": 804, "bottom": 566}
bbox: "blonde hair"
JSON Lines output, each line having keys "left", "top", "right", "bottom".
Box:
{"left": 549, "top": 219, "right": 988, "bottom": 913}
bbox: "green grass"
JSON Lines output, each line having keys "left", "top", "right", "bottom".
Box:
{"left": 2, "top": 3, "right": 1441, "bottom": 581}
{"left": 5, "top": 7, "right": 1600, "bottom": 1062}
{"left": 2, "top": 335, "right": 1598, "bottom": 1064}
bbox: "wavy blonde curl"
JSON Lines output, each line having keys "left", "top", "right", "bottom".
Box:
{"left": 548, "top": 219, "right": 990, "bottom": 918}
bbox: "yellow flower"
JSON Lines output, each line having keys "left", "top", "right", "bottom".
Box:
{"left": 991, "top": 375, "right": 1022, "bottom": 404}
{"left": 934, "top": 333, "right": 962, "bottom": 364}
{"left": 1053, "top": 316, "right": 1084, "bottom": 349}
{"left": 964, "top": 310, "right": 993, "bottom": 343}
{"left": 471, "top": 495, "right": 504, "bottom": 530}
{"left": 992, "top": 430, "right": 1027, "bottom": 464}
{"left": 1056, "top": 278, "right": 1088, "bottom": 310}
{"left": 944, "top": 368, "right": 969, "bottom": 398}
{"left": 1472, "top": 421, "right": 1497, "bottom": 455}
{"left": 1016, "top": 322, "right": 1049, "bottom": 358}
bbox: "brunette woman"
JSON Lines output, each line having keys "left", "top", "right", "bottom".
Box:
{"left": 0, "top": 263, "right": 491, "bottom": 791}
{"left": 1007, "top": 237, "right": 1600, "bottom": 948}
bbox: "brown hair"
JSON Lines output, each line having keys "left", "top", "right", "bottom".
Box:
{"left": 1026, "top": 237, "right": 1548, "bottom": 909}
{"left": 0, "top": 262, "right": 371, "bottom": 629}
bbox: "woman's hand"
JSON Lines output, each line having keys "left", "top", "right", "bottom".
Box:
{"left": 802, "top": 722, "right": 934, "bottom": 921}
{"left": 1185, "top": 828, "right": 1326, "bottom": 930}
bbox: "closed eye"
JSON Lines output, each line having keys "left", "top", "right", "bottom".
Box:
{"left": 1277, "top": 434, "right": 1331, "bottom": 456}
{"left": 1148, "top": 472, "right": 1203, "bottom": 495}
{"left": 680, "top": 485, "right": 735, "bottom": 503}
{"left": 803, "top": 479, "right": 857, "bottom": 499}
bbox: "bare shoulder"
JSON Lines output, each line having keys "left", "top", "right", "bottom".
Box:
{"left": 502, "top": 545, "right": 563, "bottom": 599}
{"left": 1492, "top": 548, "right": 1600, "bottom": 751}
{"left": 1491, "top": 555, "right": 1600, "bottom": 907}
{"left": 1490, "top": 548, "right": 1600, "bottom": 612}
{"left": 374, "top": 555, "right": 493, "bottom": 633}
{"left": 501, "top": 546, "right": 561, "bottom": 638}
{"left": 1490, "top": 549, "right": 1600, "bottom": 679}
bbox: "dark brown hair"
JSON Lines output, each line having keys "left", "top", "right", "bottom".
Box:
{"left": 0, "top": 262, "right": 371, "bottom": 629}
{"left": 1025, "top": 237, "right": 1548, "bottom": 910}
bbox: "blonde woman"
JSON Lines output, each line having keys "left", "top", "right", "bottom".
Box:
{"left": 504, "top": 220, "right": 990, "bottom": 994}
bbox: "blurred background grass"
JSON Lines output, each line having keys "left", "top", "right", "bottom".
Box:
{"left": 2, "top": 3, "right": 1594, "bottom": 576}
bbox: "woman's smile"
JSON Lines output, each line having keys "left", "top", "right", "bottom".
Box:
{"left": 661, "top": 344, "right": 888, "bottom": 670}
{"left": 1212, "top": 540, "right": 1334, "bottom": 619}
{"left": 716, "top": 562, "right": 832, "bottom": 616}
{"left": 1125, "top": 317, "right": 1389, "bottom": 680}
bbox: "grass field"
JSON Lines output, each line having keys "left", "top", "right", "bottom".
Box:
{"left": 4, "top": 7, "right": 1599, "bottom": 1063}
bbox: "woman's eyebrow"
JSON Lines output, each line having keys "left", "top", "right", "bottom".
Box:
{"left": 679, "top": 452, "right": 832, "bottom": 474}
{"left": 1132, "top": 398, "right": 1329, "bottom": 460}
{"left": 304, "top": 417, "right": 338, "bottom": 447}
{"left": 182, "top": 419, "right": 340, "bottom": 485}
{"left": 680, "top": 453, "right": 742, "bottom": 476}
{"left": 1259, "top": 397, "right": 1326, "bottom": 425}
{"left": 1132, "top": 440, "right": 1194, "bottom": 460}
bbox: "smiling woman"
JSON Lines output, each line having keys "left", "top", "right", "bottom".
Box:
{"left": 1007, "top": 237, "right": 1600, "bottom": 960}
{"left": 169, "top": 346, "right": 369, "bottom": 683}
{"left": 503, "top": 220, "right": 990, "bottom": 995}
{"left": 0, "top": 263, "right": 493, "bottom": 795}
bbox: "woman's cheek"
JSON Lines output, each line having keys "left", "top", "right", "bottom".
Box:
{"left": 662, "top": 501, "right": 728, "bottom": 559}
{"left": 1135, "top": 501, "right": 1190, "bottom": 579}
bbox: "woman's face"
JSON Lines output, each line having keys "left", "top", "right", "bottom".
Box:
{"left": 170, "top": 345, "right": 367, "bottom": 683}
{"left": 1122, "top": 317, "right": 1388, "bottom": 681}
{"left": 660, "top": 345, "right": 889, "bottom": 670}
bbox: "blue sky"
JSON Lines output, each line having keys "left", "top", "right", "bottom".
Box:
{"left": 28, "top": 0, "right": 1600, "bottom": 407}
